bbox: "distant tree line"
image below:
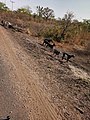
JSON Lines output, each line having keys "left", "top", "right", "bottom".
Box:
{"left": 0, "top": 2, "right": 90, "bottom": 44}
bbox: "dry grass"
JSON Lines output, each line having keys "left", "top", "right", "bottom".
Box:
{"left": 0, "top": 11, "right": 90, "bottom": 51}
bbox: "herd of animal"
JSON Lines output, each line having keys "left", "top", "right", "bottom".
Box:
{"left": 0, "top": 20, "right": 75, "bottom": 62}
{"left": 43, "top": 38, "right": 75, "bottom": 62}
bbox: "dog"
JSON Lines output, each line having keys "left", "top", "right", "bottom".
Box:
{"left": 43, "top": 38, "right": 53, "bottom": 46}
{"left": 62, "top": 52, "right": 75, "bottom": 62}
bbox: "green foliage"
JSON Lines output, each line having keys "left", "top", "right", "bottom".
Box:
{"left": 0, "top": 2, "right": 9, "bottom": 11}
{"left": 17, "top": 6, "right": 32, "bottom": 15}
{"left": 37, "top": 14, "right": 90, "bottom": 44}
{"left": 39, "top": 26, "right": 61, "bottom": 41}
{"left": 43, "top": 27, "right": 54, "bottom": 38}
{"left": 83, "top": 19, "right": 90, "bottom": 32}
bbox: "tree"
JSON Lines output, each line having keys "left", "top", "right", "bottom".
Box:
{"left": 36, "top": 6, "right": 43, "bottom": 17}
{"left": 17, "top": 6, "right": 32, "bottom": 15}
{"left": 83, "top": 19, "right": 90, "bottom": 32}
{"left": 42, "top": 7, "right": 54, "bottom": 20}
{"left": 25, "top": 6, "right": 32, "bottom": 14}
{"left": 58, "top": 12, "right": 74, "bottom": 41}
{"left": 0, "top": 2, "right": 9, "bottom": 11}
{"left": 62, "top": 12, "right": 74, "bottom": 33}
{"left": 36, "top": 6, "right": 54, "bottom": 20}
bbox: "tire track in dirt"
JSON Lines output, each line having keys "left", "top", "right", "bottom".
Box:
{"left": 0, "top": 26, "right": 61, "bottom": 119}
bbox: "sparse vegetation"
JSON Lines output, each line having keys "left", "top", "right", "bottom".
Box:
{"left": 0, "top": 2, "right": 90, "bottom": 47}
{"left": 0, "top": 2, "right": 10, "bottom": 11}
{"left": 0, "top": 2, "right": 90, "bottom": 120}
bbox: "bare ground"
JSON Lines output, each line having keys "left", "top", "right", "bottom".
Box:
{"left": 0, "top": 26, "right": 90, "bottom": 120}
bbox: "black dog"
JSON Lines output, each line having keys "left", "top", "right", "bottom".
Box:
{"left": 43, "top": 38, "right": 53, "bottom": 46}
{"left": 62, "top": 52, "right": 75, "bottom": 62}
{"left": 46, "top": 42, "right": 55, "bottom": 49}
{"left": 53, "top": 49, "right": 61, "bottom": 56}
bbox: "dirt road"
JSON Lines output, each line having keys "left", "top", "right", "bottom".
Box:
{"left": 0, "top": 26, "right": 90, "bottom": 120}
{"left": 0, "top": 26, "right": 61, "bottom": 120}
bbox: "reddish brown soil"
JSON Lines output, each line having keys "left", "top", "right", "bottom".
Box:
{"left": 0, "top": 26, "right": 90, "bottom": 120}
